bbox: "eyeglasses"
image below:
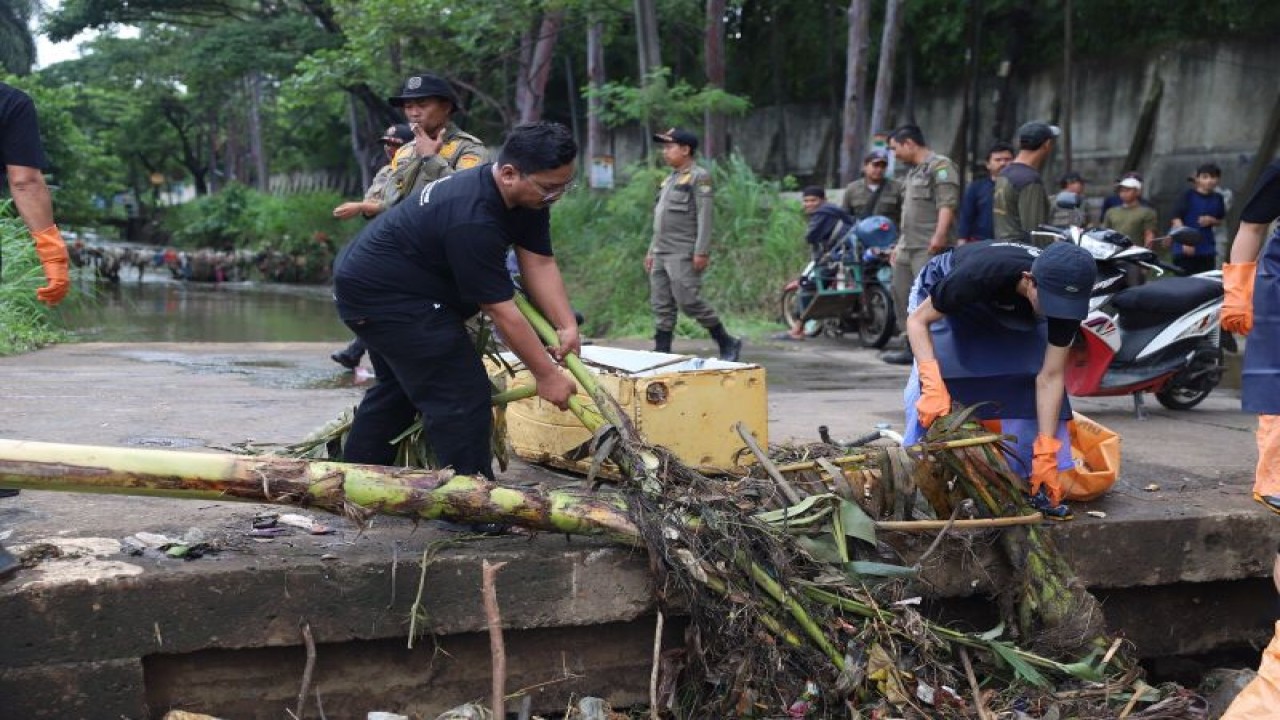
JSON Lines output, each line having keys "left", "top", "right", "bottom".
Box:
{"left": 523, "top": 173, "right": 577, "bottom": 200}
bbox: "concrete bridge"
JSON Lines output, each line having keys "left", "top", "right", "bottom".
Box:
{"left": 1, "top": 339, "right": 1277, "bottom": 718}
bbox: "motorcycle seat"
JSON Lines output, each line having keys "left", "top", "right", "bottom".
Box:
{"left": 1111, "top": 276, "right": 1222, "bottom": 331}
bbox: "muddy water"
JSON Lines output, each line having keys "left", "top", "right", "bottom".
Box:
{"left": 58, "top": 275, "right": 349, "bottom": 343}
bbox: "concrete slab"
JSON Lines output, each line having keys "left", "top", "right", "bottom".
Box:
{"left": 1, "top": 339, "right": 1278, "bottom": 716}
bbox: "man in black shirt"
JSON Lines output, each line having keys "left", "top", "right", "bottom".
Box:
{"left": 333, "top": 122, "right": 579, "bottom": 480}
{"left": 993, "top": 122, "right": 1058, "bottom": 245}
{"left": 902, "top": 240, "right": 1096, "bottom": 518}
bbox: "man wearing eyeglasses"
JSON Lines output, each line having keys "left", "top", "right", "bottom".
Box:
{"left": 332, "top": 122, "right": 580, "bottom": 481}
{"left": 646, "top": 127, "right": 742, "bottom": 361}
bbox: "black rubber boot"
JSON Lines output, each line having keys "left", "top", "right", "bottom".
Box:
{"left": 0, "top": 543, "right": 18, "bottom": 581}
{"left": 709, "top": 323, "right": 742, "bottom": 362}
{"left": 654, "top": 330, "right": 674, "bottom": 353}
{"left": 880, "top": 346, "right": 913, "bottom": 365}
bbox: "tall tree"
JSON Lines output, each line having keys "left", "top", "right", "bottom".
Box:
{"left": 703, "top": 0, "right": 727, "bottom": 159}
{"left": 515, "top": 10, "right": 566, "bottom": 124}
{"left": 869, "top": 0, "right": 905, "bottom": 140}
{"left": 0, "top": 0, "right": 37, "bottom": 75}
{"left": 840, "top": 0, "right": 872, "bottom": 185}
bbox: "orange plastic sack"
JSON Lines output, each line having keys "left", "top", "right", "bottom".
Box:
{"left": 1058, "top": 412, "right": 1121, "bottom": 502}
{"left": 1221, "top": 621, "right": 1280, "bottom": 719}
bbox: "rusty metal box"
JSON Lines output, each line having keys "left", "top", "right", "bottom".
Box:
{"left": 491, "top": 346, "right": 767, "bottom": 475}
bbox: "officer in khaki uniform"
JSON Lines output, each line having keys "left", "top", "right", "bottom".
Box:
{"left": 382, "top": 73, "right": 487, "bottom": 208}
{"left": 841, "top": 148, "right": 903, "bottom": 226}
{"left": 883, "top": 125, "right": 959, "bottom": 365}
{"left": 646, "top": 128, "right": 741, "bottom": 361}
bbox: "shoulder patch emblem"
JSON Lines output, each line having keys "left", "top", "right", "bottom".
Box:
{"left": 936, "top": 168, "right": 949, "bottom": 181}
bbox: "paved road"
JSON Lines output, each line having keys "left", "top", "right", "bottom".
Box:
{"left": 0, "top": 335, "right": 1260, "bottom": 522}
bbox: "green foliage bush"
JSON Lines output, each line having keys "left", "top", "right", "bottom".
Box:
{"left": 551, "top": 155, "right": 805, "bottom": 338}
{"left": 0, "top": 210, "right": 67, "bottom": 355}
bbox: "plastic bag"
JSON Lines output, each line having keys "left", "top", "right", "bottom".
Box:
{"left": 1058, "top": 412, "right": 1121, "bottom": 501}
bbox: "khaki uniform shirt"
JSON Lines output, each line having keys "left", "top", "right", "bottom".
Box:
{"left": 899, "top": 153, "right": 960, "bottom": 249}
{"left": 841, "top": 177, "right": 904, "bottom": 227}
{"left": 383, "top": 123, "right": 487, "bottom": 207}
{"left": 650, "top": 163, "right": 715, "bottom": 256}
{"left": 362, "top": 163, "right": 394, "bottom": 205}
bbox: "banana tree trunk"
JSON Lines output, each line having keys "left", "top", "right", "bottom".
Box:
{"left": 0, "top": 439, "right": 639, "bottom": 544}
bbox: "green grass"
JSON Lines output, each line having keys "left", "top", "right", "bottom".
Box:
{"left": 551, "top": 155, "right": 806, "bottom": 340}
{"left": 0, "top": 211, "right": 68, "bottom": 355}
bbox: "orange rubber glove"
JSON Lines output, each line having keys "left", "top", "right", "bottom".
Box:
{"left": 1221, "top": 262, "right": 1256, "bottom": 335}
{"left": 915, "top": 359, "right": 951, "bottom": 428}
{"left": 32, "top": 225, "right": 70, "bottom": 306}
{"left": 1031, "top": 433, "right": 1064, "bottom": 504}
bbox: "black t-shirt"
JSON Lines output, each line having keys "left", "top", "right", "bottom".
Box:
{"left": 929, "top": 241, "right": 1079, "bottom": 347}
{"left": 334, "top": 163, "right": 552, "bottom": 317}
{"left": 1240, "top": 160, "right": 1280, "bottom": 225}
{"left": 0, "top": 82, "right": 48, "bottom": 169}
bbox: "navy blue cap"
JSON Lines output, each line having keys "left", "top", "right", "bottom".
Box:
{"left": 653, "top": 127, "right": 699, "bottom": 151}
{"left": 380, "top": 124, "right": 414, "bottom": 145}
{"left": 1017, "top": 121, "right": 1061, "bottom": 149}
{"left": 388, "top": 73, "right": 463, "bottom": 111}
{"left": 1031, "top": 242, "right": 1096, "bottom": 321}
{"left": 864, "top": 148, "right": 890, "bottom": 163}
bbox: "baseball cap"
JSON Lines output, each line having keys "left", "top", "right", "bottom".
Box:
{"left": 1017, "top": 121, "right": 1061, "bottom": 148}
{"left": 864, "top": 148, "right": 890, "bottom": 164}
{"left": 1117, "top": 177, "right": 1143, "bottom": 190}
{"left": 388, "top": 73, "right": 464, "bottom": 111}
{"left": 380, "top": 124, "right": 414, "bottom": 146}
{"left": 1031, "top": 242, "right": 1097, "bottom": 321}
{"left": 652, "top": 127, "right": 699, "bottom": 151}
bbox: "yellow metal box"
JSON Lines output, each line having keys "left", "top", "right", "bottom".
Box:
{"left": 491, "top": 346, "right": 768, "bottom": 476}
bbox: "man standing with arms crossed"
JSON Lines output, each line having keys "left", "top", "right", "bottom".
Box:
{"left": 882, "top": 125, "right": 959, "bottom": 366}
{"left": 993, "top": 121, "right": 1059, "bottom": 245}
{"left": 1, "top": 81, "right": 71, "bottom": 579}
{"left": 646, "top": 128, "right": 741, "bottom": 361}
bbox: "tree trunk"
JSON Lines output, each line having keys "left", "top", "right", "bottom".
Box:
{"left": 247, "top": 71, "right": 268, "bottom": 192}
{"left": 515, "top": 10, "right": 565, "bottom": 124}
{"left": 1061, "top": 0, "right": 1074, "bottom": 173}
{"left": 348, "top": 94, "right": 371, "bottom": 190}
{"left": 634, "top": 0, "right": 662, "bottom": 155}
{"left": 839, "top": 0, "right": 872, "bottom": 185}
{"left": 703, "top": 0, "right": 727, "bottom": 159}
{"left": 869, "top": 0, "right": 904, "bottom": 140}
{"left": 586, "top": 19, "right": 606, "bottom": 186}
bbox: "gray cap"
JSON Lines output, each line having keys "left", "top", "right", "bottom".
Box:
{"left": 1031, "top": 242, "right": 1096, "bottom": 321}
{"left": 1017, "top": 121, "right": 1061, "bottom": 149}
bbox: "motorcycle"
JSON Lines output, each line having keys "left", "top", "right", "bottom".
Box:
{"left": 779, "top": 215, "right": 897, "bottom": 348}
{"left": 1031, "top": 223, "right": 1231, "bottom": 418}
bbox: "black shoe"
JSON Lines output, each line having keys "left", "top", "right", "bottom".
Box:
{"left": 0, "top": 544, "right": 19, "bottom": 580}
{"left": 718, "top": 336, "right": 743, "bottom": 362}
{"left": 880, "top": 348, "right": 913, "bottom": 365}
{"left": 1254, "top": 492, "right": 1280, "bottom": 516}
{"left": 330, "top": 351, "right": 360, "bottom": 370}
{"left": 654, "top": 330, "right": 674, "bottom": 354}
{"left": 0, "top": 489, "right": 19, "bottom": 499}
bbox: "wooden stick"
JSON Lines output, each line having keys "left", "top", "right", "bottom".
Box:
{"left": 295, "top": 621, "right": 317, "bottom": 720}
{"left": 649, "top": 611, "right": 665, "bottom": 720}
{"left": 958, "top": 646, "right": 989, "bottom": 720}
{"left": 875, "top": 513, "right": 1043, "bottom": 531}
{"left": 736, "top": 422, "right": 803, "bottom": 504}
{"left": 1118, "top": 679, "right": 1149, "bottom": 719}
{"left": 483, "top": 560, "right": 510, "bottom": 720}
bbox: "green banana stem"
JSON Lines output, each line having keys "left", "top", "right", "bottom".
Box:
{"left": 736, "top": 553, "right": 845, "bottom": 669}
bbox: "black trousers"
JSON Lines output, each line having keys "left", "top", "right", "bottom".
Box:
{"left": 1173, "top": 254, "right": 1215, "bottom": 275}
{"left": 340, "top": 304, "right": 494, "bottom": 479}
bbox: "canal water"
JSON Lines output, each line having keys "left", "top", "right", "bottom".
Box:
{"left": 57, "top": 273, "right": 349, "bottom": 343}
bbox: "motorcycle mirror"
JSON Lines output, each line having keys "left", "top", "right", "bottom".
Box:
{"left": 1169, "top": 225, "right": 1201, "bottom": 246}
{"left": 1055, "top": 190, "right": 1081, "bottom": 209}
